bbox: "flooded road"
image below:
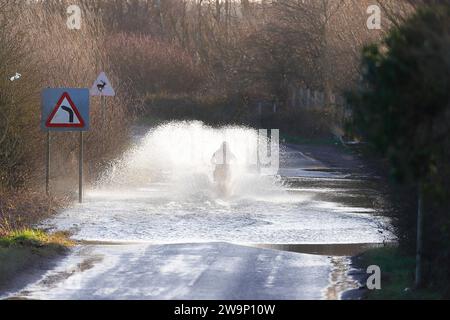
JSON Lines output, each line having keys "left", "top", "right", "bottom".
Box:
{"left": 41, "top": 123, "right": 391, "bottom": 244}
{"left": 3, "top": 122, "right": 392, "bottom": 300}
{"left": 43, "top": 175, "right": 388, "bottom": 244}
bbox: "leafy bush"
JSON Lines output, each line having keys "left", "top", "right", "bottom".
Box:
{"left": 349, "top": 3, "right": 450, "bottom": 294}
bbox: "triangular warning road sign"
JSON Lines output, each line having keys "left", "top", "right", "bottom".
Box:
{"left": 90, "top": 72, "right": 115, "bottom": 96}
{"left": 45, "top": 92, "right": 85, "bottom": 128}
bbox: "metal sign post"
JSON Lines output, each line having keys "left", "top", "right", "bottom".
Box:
{"left": 101, "top": 94, "right": 105, "bottom": 128}
{"left": 41, "top": 88, "right": 90, "bottom": 202}
{"left": 46, "top": 131, "right": 50, "bottom": 195}
{"left": 79, "top": 131, "right": 83, "bottom": 203}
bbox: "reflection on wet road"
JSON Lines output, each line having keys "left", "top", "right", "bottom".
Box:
{"left": 3, "top": 124, "right": 393, "bottom": 300}
{"left": 7, "top": 243, "right": 345, "bottom": 300}
{"left": 40, "top": 146, "right": 392, "bottom": 244}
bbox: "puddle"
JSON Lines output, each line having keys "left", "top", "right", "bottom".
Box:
{"left": 251, "top": 242, "right": 385, "bottom": 257}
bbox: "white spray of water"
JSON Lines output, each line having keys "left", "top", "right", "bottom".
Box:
{"left": 94, "top": 121, "right": 286, "bottom": 201}
{"left": 46, "top": 121, "right": 390, "bottom": 243}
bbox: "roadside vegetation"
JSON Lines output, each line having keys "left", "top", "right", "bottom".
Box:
{"left": 349, "top": 2, "right": 450, "bottom": 298}
{"left": 0, "top": 1, "right": 132, "bottom": 232}
{"left": 0, "top": 1, "right": 133, "bottom": 285}
{"left": 355, "top": 247, "right": 444, "bottom": 300}
{"left": 0, "top": 229, "right": 74, "bottom": 292}
{"left": 0, "top": 229, "right": 74, "bottom": 248}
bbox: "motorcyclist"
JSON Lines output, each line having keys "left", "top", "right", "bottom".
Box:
{"left": 211, "top": 141, "right": 236, "bottom": 184}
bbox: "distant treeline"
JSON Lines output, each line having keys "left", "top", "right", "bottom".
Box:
{"left": 0, "top": 0, "right": 419, "bottom": 189}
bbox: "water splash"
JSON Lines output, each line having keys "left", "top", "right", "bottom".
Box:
{"left": 94, "top": 121, "right": 285, "bottom": 201}
{"left": 43, "top": 121, "right": 391, "bottom": 244}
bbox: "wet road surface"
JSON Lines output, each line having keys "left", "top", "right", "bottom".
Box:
{"left": 1, "top": 126, "right": 392, "bottom": 300}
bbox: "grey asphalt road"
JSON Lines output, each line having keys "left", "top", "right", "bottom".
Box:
{"left": 4, "top": 242, "right": 339, "bottom": 300}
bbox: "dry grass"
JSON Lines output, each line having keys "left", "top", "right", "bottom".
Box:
{"left": 108, "top": 33, "right": 206, "bottom": 98}
{"left": 0, "top": 2, "right": 137, "bottom": 237}
{"left": 0, "top": 1, "right": 139, "bottom": 238}
{"left": 0, "top": 190, "right": 66, "bottom": 237}
{"left": 1, "top": 1, "right": 133, "bottom": 191}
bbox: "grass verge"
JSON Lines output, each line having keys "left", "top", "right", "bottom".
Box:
{"left": 0, "top": 229, "right": 74, "bottom": 293}
{"left": 355, "top": 247, "right": 444, "bottom": 300}
{"left": 0, "top": 229, "right": 74, "bottom": 248}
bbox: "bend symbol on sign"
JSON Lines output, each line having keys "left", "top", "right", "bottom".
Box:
{"left": 45, "top": 92, "right": 85, "bottom": 128}
{"left": 61, "top": 105, "right": 74, "bottom": 123}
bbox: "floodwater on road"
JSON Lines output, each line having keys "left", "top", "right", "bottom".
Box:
{"left": 41, "top": 122, "right": 392, "bottom": 245}
{"left": 43, "top": 176, "right": 390, "bottom": 244}
{"left": 6, "top": 122, "right": 394, "bottom": 300}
